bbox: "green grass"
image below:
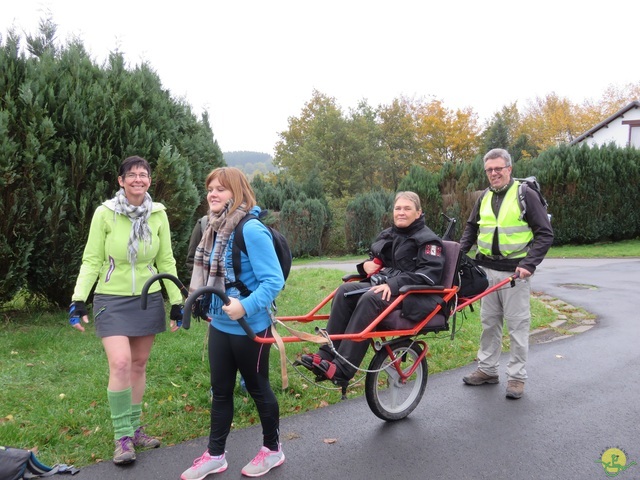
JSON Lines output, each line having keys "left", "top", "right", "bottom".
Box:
{"left": 4, "top": 237, "right": 633, "bottom": 469}
{"left": 546, "top": 238, "right": 640, "bottom": 258}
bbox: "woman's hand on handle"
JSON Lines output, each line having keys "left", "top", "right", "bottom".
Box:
{"left": 169, "top": 304, "right": 183, "bottom": 332}
{"left": 222, "top": 297, "right": 247, "bottom": 321}
{"left": 69, "top": 301, "right": 89, "bottom": 332}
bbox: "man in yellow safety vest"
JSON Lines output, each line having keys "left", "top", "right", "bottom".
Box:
{"left": 459, "top": 148, "right": 554, "bottom": 399}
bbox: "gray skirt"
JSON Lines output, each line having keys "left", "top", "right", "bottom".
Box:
{"left": 93, "top": 292, "right": 166, "bottom": 338}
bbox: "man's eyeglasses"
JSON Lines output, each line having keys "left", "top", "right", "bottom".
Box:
{"left": 484, "top": 166, "right": 509, "bottom": 174}
{"left": 124, "top": 173, "right": 150, "bottom": 180}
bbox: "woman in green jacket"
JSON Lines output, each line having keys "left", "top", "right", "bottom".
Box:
{"left": 69, "top": 156, "right": 183, "bottom": 465}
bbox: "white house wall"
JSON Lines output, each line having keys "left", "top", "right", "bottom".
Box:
{"left": 583, "top": 107, "right": 640, "bottom": 148}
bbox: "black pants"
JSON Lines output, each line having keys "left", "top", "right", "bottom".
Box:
{"left": 207, "top": 326, "right": 279, "bottom": 455}
{"left": 319, "top": 282, "right": 394, "bottom": 379}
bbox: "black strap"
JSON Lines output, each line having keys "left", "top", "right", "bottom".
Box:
{"left": 230, "top": 214, "right": 260, "bottom": 297}
{"left": 225, "top": 280, "right": 252, "bottom": 298}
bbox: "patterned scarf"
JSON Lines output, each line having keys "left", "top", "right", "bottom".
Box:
{"left": 112, "top": 188, "right": 153, "bottom": 266}
{"left": 189, "top": 201, "right": 248, "bottom": 296}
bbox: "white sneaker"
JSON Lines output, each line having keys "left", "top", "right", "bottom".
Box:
{"left": 241, "top": 445, "right": 285, "bottom": 477}
{"left": 181, "top": 451, "right": 228, "bottom": 480}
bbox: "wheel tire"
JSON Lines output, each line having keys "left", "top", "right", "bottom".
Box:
{"left": 365, "top": 339, "right": 428, "bottom": 421}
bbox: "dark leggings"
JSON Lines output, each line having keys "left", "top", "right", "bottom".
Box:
{"left": 207, "top": 326, "right": 280, "bottom": 455}
{"left": 318, "top": 281, "right": 393, "bottom": 379}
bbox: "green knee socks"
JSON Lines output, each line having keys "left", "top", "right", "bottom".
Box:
{"left": 130, "top": 403, "right": 142, "bottom": 431}
{"left": 107, "top": 388, "right": 134, "bottom": 440}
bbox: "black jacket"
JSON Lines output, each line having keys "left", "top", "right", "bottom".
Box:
{"left": 358, "top": 215, "right": 446, "bottom": 322}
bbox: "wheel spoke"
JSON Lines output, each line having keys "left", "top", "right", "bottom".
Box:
{"left": 365, "top": 341, "right": 428, "bottom": 421}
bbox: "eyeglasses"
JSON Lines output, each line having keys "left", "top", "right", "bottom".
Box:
{"left": 484, "top": 166, "right": 509, "bottom": 174}
{"left": 124, "top": 172, "right": 150, "bottom": 180}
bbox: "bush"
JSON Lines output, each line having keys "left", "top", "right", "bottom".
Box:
{"left": 324, "top": 197, "right": 349, "bottom": 255}
{"left": 398, "top": 164, "right": 443, "bottom": 228}
{"left": 533, "top": 143, "right": 640, "bottom": 244}
{"left": 345, "top": 191, "right": 394, "bottom": 254}
{"left": 0, "top": 21, "right": 223, "bottom": 306}
{"left": 280, "top": 198, "right": 328, "bottom": 256}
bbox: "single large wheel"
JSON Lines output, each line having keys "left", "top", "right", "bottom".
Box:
{"left": 365, "top": 339, "right": 428, "bottom": 421}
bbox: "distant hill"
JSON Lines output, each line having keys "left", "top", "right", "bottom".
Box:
{"left": 223, "top": 151, "right": 277, "bottom": 179}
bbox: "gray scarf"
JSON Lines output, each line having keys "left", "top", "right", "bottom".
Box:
{"left": 112, "top": 188, "right": 153, "bottom": 266}
{"left": 189, "top": 201, "right": 248, "bottom": 297}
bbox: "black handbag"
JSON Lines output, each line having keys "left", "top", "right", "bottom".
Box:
{"left": 457, "top": 255, "right": 489, "bottom": 297}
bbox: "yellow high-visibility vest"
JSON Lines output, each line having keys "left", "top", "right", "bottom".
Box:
{"left": 477, "top": 182, "right": 533, "bottom": 259}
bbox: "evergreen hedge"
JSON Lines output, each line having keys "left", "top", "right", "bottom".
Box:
{"left": 0, "top": 22, "right": 223, "bottom": 306}
{"left": 527, "top": 143, "right": 640, "bottom": 244}
{"left": 280, "top": 198, "right": 328, "bottom": 256}
{"left": 345, "top": 191, "right": 394, "bottom": 254}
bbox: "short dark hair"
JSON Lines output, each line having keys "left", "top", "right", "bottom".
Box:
{"left": 119, "top": 156, "right": 151, "bottom": 177}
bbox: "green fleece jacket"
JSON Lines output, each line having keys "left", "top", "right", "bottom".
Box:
{"left": 72, "top": 200, "right": 182, "bottom": 305}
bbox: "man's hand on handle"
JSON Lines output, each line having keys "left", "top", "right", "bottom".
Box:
{"left": 515, "top": 267, "right": 532, "bottom": 280}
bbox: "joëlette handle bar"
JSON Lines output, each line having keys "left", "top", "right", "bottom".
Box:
{"left": 140, "top": 273, "right": 189, "bottom": 309}
{"left": 183, "top": 286, "right": 255, "bottom": 339}
{"left": 441, "top": 212, "right": 457, "bottom": 241}
{"left": 140, "top": 273, "right": 255, "bottom": 339}
{"left": 455, "top": 273, "right": 518, "bottom": 311}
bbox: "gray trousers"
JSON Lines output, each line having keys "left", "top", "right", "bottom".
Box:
{"left": 477, "top": 267, "right": 531, "bottom": 382}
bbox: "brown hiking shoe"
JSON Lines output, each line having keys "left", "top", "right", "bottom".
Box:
{"left": 506, "top": 380, "right": 525, "bottom": 399}
{"left": 133, "top": 426, "right": 161, "bottom": 449}
{"left": 113, "top": 436, "right": 136, "bottom": 465}
{"left": 462, "top": 369, "right": 499, "bottom": 386}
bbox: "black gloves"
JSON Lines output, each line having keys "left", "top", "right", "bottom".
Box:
{"left": 170, "top": 304, "right": 183, "bottom": 320}
{"left": 170, "top": 304, "right": 184, "bottom": 330}
{"left": 192, "top": 296, "right": 211, "bottom": 321}
{"left": 69, "top": 301, "right": 88, "bottom": 326}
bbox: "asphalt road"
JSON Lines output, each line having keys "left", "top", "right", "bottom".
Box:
{"left": 77, "top": 258, "right": 640, "bottom": 480}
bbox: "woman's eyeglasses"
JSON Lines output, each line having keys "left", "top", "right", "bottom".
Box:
{"left": 124, "top": 173, "right": 150, "bottom": 180}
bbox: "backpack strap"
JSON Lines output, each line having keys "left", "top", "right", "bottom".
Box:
{"left": 199, "top": 215, "right": 208, "bottom": 235}
{"left": 227, "top": 214, "right": 259, "bottom": 297}
{"left": 515, "top": 176, "right": 548, "bottom": 221}
{"left": 517, "top": 181, "right": 528, "bottom": 221}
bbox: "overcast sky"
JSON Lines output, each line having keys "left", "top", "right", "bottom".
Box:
{"left": 4, "top": 0, "right": 640, "bottom": 155}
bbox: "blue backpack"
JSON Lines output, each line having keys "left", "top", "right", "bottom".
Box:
{"left": 228, "top": 212, "right": 292, "bottom": 297}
